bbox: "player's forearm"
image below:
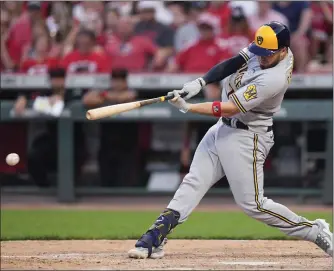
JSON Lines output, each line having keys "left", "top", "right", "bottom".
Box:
{"left": 202, "top": 55, "right": 246, "bottom": 84}
{"left": 188, "top": 101, "right": 240, "bottom": 117}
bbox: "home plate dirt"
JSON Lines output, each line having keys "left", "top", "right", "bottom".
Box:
{"left": 1, "top": 240, "right": 332, "bottom": 270}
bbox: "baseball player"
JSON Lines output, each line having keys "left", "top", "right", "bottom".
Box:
{"left": 128, "top": 21, "right": 333, "bottom": 259}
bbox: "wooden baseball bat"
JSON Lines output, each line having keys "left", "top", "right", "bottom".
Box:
{"left": 86, "top": 91, "right": 188, "bottom": 120}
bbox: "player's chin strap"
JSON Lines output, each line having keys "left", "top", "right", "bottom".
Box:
{"left": 135, "top": 209, "right": 180, "bottom": 256}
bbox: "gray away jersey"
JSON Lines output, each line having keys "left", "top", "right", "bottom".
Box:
{"left": 221, "top": 47, "right": 294, "bottom": 128}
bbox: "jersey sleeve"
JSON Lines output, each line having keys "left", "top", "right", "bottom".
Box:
{"left": 238, "top": 46, "right": 255, "bottom": 63}
{"left": 229, "top": 75, "right": 283, "bottom": 114}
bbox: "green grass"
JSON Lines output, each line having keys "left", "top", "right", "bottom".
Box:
{"left": 0, "top": 210, "right": 332, "bottom": 241}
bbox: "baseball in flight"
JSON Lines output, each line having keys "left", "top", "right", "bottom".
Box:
{"left": 6, "top": 153, "right": 20, "bottom": 166}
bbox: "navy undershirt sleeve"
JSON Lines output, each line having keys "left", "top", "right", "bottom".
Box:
{"left": 202, "top": 55, "right": 247, "bottom": 85}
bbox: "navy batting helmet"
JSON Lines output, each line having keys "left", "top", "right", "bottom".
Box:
{"left": 248, "top": 21, "right": 290, "bottom": 56}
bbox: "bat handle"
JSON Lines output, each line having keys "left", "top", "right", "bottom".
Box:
{"left": 164, "top": 91, "right": 188, "bottom": 101}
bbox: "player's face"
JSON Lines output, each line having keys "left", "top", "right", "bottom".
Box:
{"left": 258, "top": 50, "right": 282, "bottom": 69}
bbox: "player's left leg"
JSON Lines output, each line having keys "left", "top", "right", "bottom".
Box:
{"left": 128, "top": 123, "right": 225, "bottom": 259}
{"left": 216, "top": 125, "right": 333, "bottom": 257}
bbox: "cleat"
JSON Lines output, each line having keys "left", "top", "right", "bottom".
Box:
{"left": 128, "top": 238, "right": 167, "bottom": 259}
{"left": 128, "top": 247, "right": 149, "bottom": 259}
{"left": 314, "top": 219, "right": 333, "bottom": 257}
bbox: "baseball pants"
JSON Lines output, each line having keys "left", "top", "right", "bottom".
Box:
{"left": 167, "top": 120, "right": 319, "bottom": 242}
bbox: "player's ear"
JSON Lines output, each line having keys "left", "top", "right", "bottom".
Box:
{"left": 279, "top": 48, "right": 287, "bottom": 60}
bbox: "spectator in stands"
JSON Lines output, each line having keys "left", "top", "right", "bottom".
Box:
{"left": 167, "top": 13, "right": 224, "bottom": 73}
{"left": 2, "top": 1, "right": 23, "bottom": 25}
{"left": 98, "top": 7, "right": 121, "bottom": 48}
{"left": 80, "top": 9, "right": 105, "bottom": 53}
{"left": 273, "top": 1, "right": 312, "bottom": 72}
{"left": 229, "top": 1, "right": 258, "bottom": 17}
{"left": 307, "top": 2, "right": 333, "bottom": 72}
{"left": 104, "top": 16, "right": 164, "bottom": 72}
{"left": 134, "top": 1, "right": 175, "bottom": 69}
{"left": 104, "top": 8, "right": 120, "bottom": 37}
{"left": 21, "top": 20, "right": 61, "bottom": 61}
{"left": 13, "top": 68, "right": 66, "bottom": 117}
{"left": 188, "top": 1, "right": 210, "bottom": 22}
{"left": 26, "top": 68, "right": 85, "bottom": 187}
{"left": 22, "top": 1, "right": 50, "bottom": 19}
{"left": 61, "top": 29, "right": 110, "bottom": 73}
{"left": 82, "top": 69, "right": 142, "bottom": 187}
{"left": 0, "top": 8, "right": 10, "bottom": 36}
{"left": 72, "top": 1, "right": 104, "bottom": 26}
{"left": 62, "top": 2, "right": 105, "bottom": 56}
{"left": 5, "top": 1, "right": 43, "bottom": 67}
{"left": 134, "top": 1, "right": 174, "bottom": 26}
{"left": 248, "top": 1, "right": 289, "bottom": 32}
{"left": 165, "top": 1, "right": 200, "bottom": 53}
{"left": 83, "top": 69, "right": 137, "bottom": 108}
{"left": 218, "top": 7, "right": 253, "bottom": 59}
{"left": 206, "top": 1, "right": 231, "bottom": 34}
{"left": 46, "top": 2, "right": 72, "bottom": 52}
{"left": 106, "top": 1, "right": 135, "bottom": 18}
{"left": 0, "top": 8, "right": 15, "bottom": 71}
{"left": 20, "top": 35, "right": 59, "bottom": 75}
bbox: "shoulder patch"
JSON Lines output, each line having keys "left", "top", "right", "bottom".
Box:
{"left": 243, "top": 84, "right": 257, "bottom": 102}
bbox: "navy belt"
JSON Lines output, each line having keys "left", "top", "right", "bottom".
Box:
{"left": 221, "top": 118, "right": 273, "bottom": 132}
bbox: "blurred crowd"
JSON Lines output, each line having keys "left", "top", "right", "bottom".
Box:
{"left": 0, "top": 1, "right": 333, "bottom": 75}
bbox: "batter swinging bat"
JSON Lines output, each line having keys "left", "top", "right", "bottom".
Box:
{"left": 86, "top": 91, "right": 188, "bottom": 120}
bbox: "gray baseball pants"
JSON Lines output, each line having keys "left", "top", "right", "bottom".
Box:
{"left": 167, "top": 120, "right": 319, "bottom": 242}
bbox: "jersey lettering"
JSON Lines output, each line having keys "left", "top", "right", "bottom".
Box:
{"left": 234, "top": 64, "right": 248, "bottom": 89}
{"left": 222, "top": 48, "right": 294, "bottom": 127}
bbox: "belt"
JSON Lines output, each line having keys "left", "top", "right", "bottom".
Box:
{"left": 221, "top": 118, "right": 273, "bottom": 132}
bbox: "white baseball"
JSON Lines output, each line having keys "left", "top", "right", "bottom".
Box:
{"left": 6, "top": 153, "right": 20, "bottom": 166}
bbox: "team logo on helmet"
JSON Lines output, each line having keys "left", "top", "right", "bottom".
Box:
{"left": 256, "top": 36, "right": 263, "bottom": 45}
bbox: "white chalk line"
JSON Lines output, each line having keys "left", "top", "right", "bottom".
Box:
{"left": 97, "top": 268, "right": 195, "bottom": 271}
{"left": 3, "top": 253, "right": 282, "bottom": 269}
{"left": 1, "top": 252, "right": 124, "bottom": 260}
{"left": 219, "top": 261, "right": 281, "bottom": 266}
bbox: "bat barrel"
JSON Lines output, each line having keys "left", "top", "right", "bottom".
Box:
{"left": 86, "top": 102, "right": 140, "bottom": 120}
{"left": 86, "top": 111, "right": 94, "bottom": 120}
{"left": 86, "top": 108, "right": 107, "bottom": 120}
{"left": 85, "top": 91, "right": 186, "bottom": 120}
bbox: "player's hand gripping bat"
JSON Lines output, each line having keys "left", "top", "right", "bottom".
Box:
{"left": 86, "top": 91, "right": 188, "bottom": 120}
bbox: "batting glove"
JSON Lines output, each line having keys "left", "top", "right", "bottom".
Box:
{"left": 168, "top": 90, "right": 189, "bottom": 113}
{"left": 171, "top": 77, "right": 206, "bottom": 101}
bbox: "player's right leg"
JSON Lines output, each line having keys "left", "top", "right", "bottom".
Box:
{"left": 216, "top": 125, "right": 332, "bottom": 257}
{"left": 128, "top": 123, "right": 225, "bottom": 259}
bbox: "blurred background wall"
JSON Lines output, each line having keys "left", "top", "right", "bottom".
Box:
{"left": 0, "top": 1, "right": 332, "bottom": 204}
